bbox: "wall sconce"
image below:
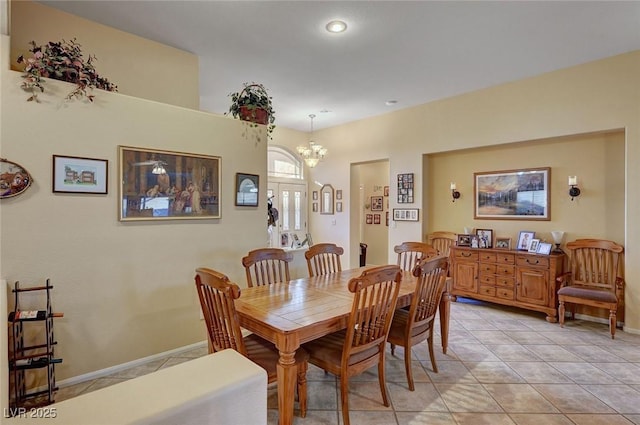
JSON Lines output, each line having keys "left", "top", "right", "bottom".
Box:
{"left": 450, "top": 182, "right": 461, "bottom": 202}
{"left": 568, "top": 176, "right": 581, "bottom": 201}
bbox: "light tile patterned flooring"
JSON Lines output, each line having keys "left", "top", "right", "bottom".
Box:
{"left": 57, "top": 298, "right": 640, "bottom": 425}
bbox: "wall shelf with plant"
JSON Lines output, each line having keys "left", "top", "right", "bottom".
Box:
{"left": 16, "top": 38, "right": 118, "bottom": 102}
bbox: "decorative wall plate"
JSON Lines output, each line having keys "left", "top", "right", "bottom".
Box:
{"left": 0, "top": 158, "right": 33, "bottom": 199}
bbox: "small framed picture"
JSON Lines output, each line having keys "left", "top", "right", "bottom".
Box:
{"left": 336, "top": 201, "right": 342, "bottom": 213}
{"left": 517, "top": 231, "right": 535, "bottom": 251}
{"left": 393, "top": 208, "right": 419, "bottom": 221}
{"left": 374, "top": 214, "right": 381, "bottom": 224}
{"left": 53, "top": 155, "right": 108, "bottom": 194}
{"left": 528, "top": 239, "right": 540, "bottom": 253}
{"left": 495, "top": 237, "right": 511, "bottom": 250}
{"left": 312, "top": 191, "right": 318, "bottom": 201}
{"left": 371, "top": 196, "right": 383, "bottom": 211}
{"left": 470, "top": 235, "right": 480, "bottom": 249}
{"left": 366, "top": 214, "right": 373, "bottom": 224}
{"left": 336, "top": 189, "right": 342, "bottom": 200}
{"left": 235, "top": 173, "right": 259, "bottom": 206}
{"left": 384, "top": 186, "right": 389, "bottom": 197}
{"left": 457, "top": 234, "right": 471, "bottom": 247}
{"left": 312, "top": 202, "right": 318, "bottom": 212}
{"left": 537, "top": 242, "right": 553, "bottom": 255}
{"left": 475, "top": 229, "right": 493, "bottom": 249}
{"left": 386, "top": 211, "right": 389, "bottom": 226}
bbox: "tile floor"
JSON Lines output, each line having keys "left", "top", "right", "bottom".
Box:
{"left": 57, "top": 298, "right": 640, "bottom": 425}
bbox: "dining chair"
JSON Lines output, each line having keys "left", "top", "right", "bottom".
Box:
{"left": 304, "top": 242, "right": 344, "bottom": 277}
{"left": 194, "top": 267, "right": 308, "bottom": 417}
{"left": 426, "top": 231, "right": 457, "bottom": 257}
{"left": 388, "top": 256, "right": 449, "bottom": 391}
{"left": 394, "top": 241, "right": 439, "bottom": 272}
{"left": 301, "top": 265, "right": 402, "bottom": 425}
{"left": 241, "top": 247, "right": 293, "bottom": 287}
{"left": 557, "top": 239, "right": 624, "bottom": 339}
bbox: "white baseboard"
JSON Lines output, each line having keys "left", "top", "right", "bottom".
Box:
{"left": 569, "top": 312, "right": 640, "bottom": 334}
{"left": 57, "top": 340, "right": 207, "bottom": 388}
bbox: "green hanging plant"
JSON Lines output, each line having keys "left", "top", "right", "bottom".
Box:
{"left": 226, "top": 82, "right": 275, "bottom": 139}
{"left": 17, "top": 38, "right": 118, "bottom": 102}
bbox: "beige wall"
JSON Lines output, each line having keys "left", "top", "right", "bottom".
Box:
{"left": 0, "top": 64, "right": 271, "bottom": 382}
{"left": 10, "top": 0, "right": 200, "bottom": 109}
{"left": 281, "top": 51, "right": 640, "bottom": 332}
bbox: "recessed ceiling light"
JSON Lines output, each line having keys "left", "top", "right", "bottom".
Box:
{"left": 385, "top": 100, "right": 398, "bottom": 106}
{"left": 326, "top": 20, "right": 347, "bottom": 33}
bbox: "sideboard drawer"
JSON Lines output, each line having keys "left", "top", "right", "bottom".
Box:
{"left": 455, "top": 250, "right": 478, "bottom": 261}
{"left": 479, "top": 274, "right": 496, "bottom": 285}
{"left": 496, "top": 264, "right": 515, "bottom": 275}
{"left": 479, "top": 263, "right": 497, "bottom": 274}
{"left": 496, "top": 277, "right": 515, "bottom": 288}
{"left": 479, "top": 252, "right": 497, "bottom": 262}
{"left": 479, "top": 285, "right": 496, "bottom": 297}
{"left": 496, "top": 253, "right": 515, "bottom": 264}
{"left": 496, "top": 288, "right": 514, "bottom": 300}
{"left": 517, "top": 256, "right": 549, "bottom": 268}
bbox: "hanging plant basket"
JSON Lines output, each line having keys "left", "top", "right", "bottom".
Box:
{"left": 226, "top": 83, "right": 275, "bottom": 139}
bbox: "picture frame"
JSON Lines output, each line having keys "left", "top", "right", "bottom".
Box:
{"left": 385, "top": 211, "right": 389, "bottom": 226}
{"left": 371, "top": 196, "right": 383, "bottom": 211}
{"left": 495, "top": 237, "right": 511, "bottom": 250}
{"left": 537, "top": 242, "right": 553, "bottom": 255}
{"left": 312, "top": 190, "right": 318, "bottom": 201}
{"left": 475, "top": 228, "right": 493, "bottom": 248}
{"left": 373, "top": 213, "right": 381, "bottom": 224}
{"left": 528, "top": 239, "right": 541, "bottom": 253}
{"left": 336, "top": 201, "right": 342, "bottom": 213}
{"left": 312, "top": 202, "right": 318, "bottom": 212}
{"left": 384, "top": 186, "right": 389, "bottom": 197}
{"left": 474, "top": 167, "right": 550, "bottom": 220}
{"left": 235, "top": 173, "right": 259, "bottom": 207}
{"left": 397, "top": 172, "right": 414, "bottom": 204}
{"left": 470, "top": 235, "right": 480, "bottom": 248}
{"left": 457, "top": 234, "right": 471, "bottom": 247}
{"left": 118, "top": 146, "right": 221, "bottom": 221}
{"left": 53, "top": 155, "right": 107, "bottom": 194}
{"left": 392, "top": 208, "right": 419, "bottom": 221}
{"left": 366, "top": 214, "right": 373, "bottom": 224}
{"left": 517, "top": 231, "right": 535, "bottom": 251}
{"left": 336, "top": 189, "right": 342, "bottom": 200}
{"left": 1, "top": 158, "right": 33, "bottom": 199}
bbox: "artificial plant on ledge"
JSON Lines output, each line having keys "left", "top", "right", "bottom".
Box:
{"left": 17, "top": 38, "right": 118, "bottom": 102}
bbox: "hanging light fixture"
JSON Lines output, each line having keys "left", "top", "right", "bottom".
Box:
{"left": 296, "top": 114, "right": 328, "bottom": 168}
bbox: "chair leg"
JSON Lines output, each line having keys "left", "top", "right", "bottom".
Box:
{"left": 297, "top": 362, "right": 308, "bottom": 417}
{"left": 340, "top": 375, "right": 351, "bottom": 425}
{"left": 428, "top": 333, "right": 438, "bottom": 374}
{"left": 403, "top": 343, "right": 414, "bottom": 391}
{"left": 390, "top": 343, "right": 396, "bottom": 356}
{"left": 377, "top": 353, "right": 390, "bottom": 407}
{"left": 609, "top": 310, "right": 617, "bottom": 339}
{"left": 559, "top": 301, "right": 565, "bottom": 328}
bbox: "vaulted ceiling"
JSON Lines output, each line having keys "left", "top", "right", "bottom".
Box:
{"left": 41, "top": 1, "right": 640, "bottom": 131}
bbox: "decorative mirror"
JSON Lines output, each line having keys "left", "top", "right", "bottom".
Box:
{"left": 320, "top": 184, "right": 334, "bottom": 215}
{"left": 0, "top": 158, "right": 33, "bottom": 199}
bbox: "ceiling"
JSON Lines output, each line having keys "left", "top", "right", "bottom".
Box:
{"left": 40, "top": 1, "right": 640, "bottom": 132}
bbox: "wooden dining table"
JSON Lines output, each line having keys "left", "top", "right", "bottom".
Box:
{"left": 234, "top": 266, "right": 450, "bottom": 425}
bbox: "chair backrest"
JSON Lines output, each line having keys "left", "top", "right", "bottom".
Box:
{"left": 304, "top": 243, "right": 344, "bottom": 277}
{"left": 565, "top": 239, "right": 624, "bottom": 291}
{"left": 194, "top": 267, "right": 247, "bottom": 355}
{"left": 407, "top": 256, "right": 449, "bottom": 333}
{"left": 344, "top": 265, "right": 402, "bottom": 361}
{"left": 426, "top": 231, "right": 457, "bottom": 257}
{"left": 394, "top": 241, "right": 439, "bottom": 271}
{"left": 242, "top": 248, "right": 293, "bottom": 287}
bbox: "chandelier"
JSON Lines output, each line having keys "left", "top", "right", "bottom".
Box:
{"left": 296, "top": 114, "right": 328, "bottom": 168}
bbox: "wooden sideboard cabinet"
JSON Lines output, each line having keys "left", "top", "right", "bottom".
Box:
{"left": 450, "top": 246, "right": 565, "bottom": 322}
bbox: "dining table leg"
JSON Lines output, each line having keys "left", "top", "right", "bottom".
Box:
{"left": 439, "top": 289, "right": 450, "bottom": 354}
{"left": 276, "top": 342, "right": 298, "bottom": 425}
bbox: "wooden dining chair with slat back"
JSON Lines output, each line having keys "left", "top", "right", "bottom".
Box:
{"left": 388, "top": 256, "right": 449, "bottom": 391}
{"left": 301, "top": 265, "right": 402, "bottom": 425}
{"left": 195, "top": 267, "right": 308, "bottom": 417}
{"left": 557, "top": 239, "right": 625, "bottom": 339}
{"left": 394, "top": 241, "right": 439, "bottom": 272}
{"left": 242, "top": 248, "right": 293, "bottom": 287}
{"left": 426, "top": 231, "right": 457, "bottom": 258}
{"left": 304, "top": 243, "right": 344, "bottom": 277}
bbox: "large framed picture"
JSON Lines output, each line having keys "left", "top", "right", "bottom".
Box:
{"left": 53, "top": 155, "right": 108, "bottom": 194}
{"left": 235, "top": 173, "right": 259, "bottom": 206}
{"left": 474, "top": 167, "right": 550, "bottom": 220}
{"left": 118, "top": 146, "right": 221, "bottom": 221}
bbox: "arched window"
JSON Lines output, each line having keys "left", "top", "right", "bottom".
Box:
{"left": 268, "top": 146, "right": 303, "bottom": 179}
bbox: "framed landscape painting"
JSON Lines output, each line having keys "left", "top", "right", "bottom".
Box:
{"left": 474, "top": 167, "right": 550, "bottom": 220}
